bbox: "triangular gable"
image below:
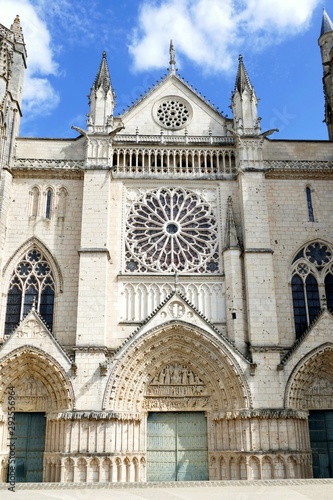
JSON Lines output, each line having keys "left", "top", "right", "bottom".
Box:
{"left": 0, "top": 309, "right": 72, "bottom": 370}
{"left": 118, "top": 73, "right": 230, "bottom": 137}
{"left": 280, "top": 309, "right": 333, "bottom": 373}
{"left": 117, "top": 291, "right": 250, "bottom": 369}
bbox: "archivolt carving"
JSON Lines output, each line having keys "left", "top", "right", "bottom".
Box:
{"left": 285, "top": 343, "right": 333, "bottom": 410}
{"left": 103, "top": 323, "right": 251, "bottom": 412}
{"left": 0, "top": 346, "right": 74, "bottom": 412}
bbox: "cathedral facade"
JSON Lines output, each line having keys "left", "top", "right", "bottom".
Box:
{"left": 1, "top": 12, "right": 333, "bottom": 483}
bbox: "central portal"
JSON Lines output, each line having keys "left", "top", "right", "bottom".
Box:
{"left": 147, "top": 411, "right": 208, "bottom": 481}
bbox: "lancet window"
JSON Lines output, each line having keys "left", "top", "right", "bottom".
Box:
{"left": 45, "top": 189, "right": 52, "bottom": 219}
{"left": 291, "top": 241, "right": 333, "bottom": 338}
{"left": 4, "top": 248, "right": 55, "bottom": 334}
{"left": 306, "top": 186, "right": 314, "bottom": 222}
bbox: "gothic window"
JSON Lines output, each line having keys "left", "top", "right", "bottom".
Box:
{"left": 4, "top": 248, "right": 55, "bottom": 334}
{"left": 291, "top": 274, "right": 307, "bottom": 336}
{"left": 45, "top": 189, "right": 52, "bottom": 219}
{"left": 306, "top": 186, "right": 314, "bottom": 222}
{"left": 291, "top": 241, "right": 333, "bottom": 338}
{"left": 125, "top": 187, "right": 219, "bottom": 273}
{"left": 325, "top": 273, "right": 333, "bottom": 310}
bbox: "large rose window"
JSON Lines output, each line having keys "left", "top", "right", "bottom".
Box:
{"left": 125, "top": 188, "right": 219, "bottom": 273}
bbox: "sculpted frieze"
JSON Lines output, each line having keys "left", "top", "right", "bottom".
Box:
{"left": 11, "top": 376, "right": 50, "bottom": 411}
{"left": 47, "top": 411, "right": 143, "bottom": 421}
{"left": 307, "top": 378, "right": 333, "bottom": 396}
{"left": 213, "top": 409, "right": 309, "bottom": 421}
{"left": 301, "top": 377, "right": 333, "bottom": 409}
{"left": 150, "top": 363, "right": 204, "bottom": 386}
{"left": 147, "top": 385, "right": 208, "bottom": 397}
{"left": 142, "top": 397, "right": 210, "bottom": 411}
{"left": 302, "top": 395, "right": 333, "bottom": 409}
{"left": 146, "top": 363, "right": 209, "bottom": 398}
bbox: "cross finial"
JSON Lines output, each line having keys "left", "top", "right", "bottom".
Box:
{"left": 169, "top": 40, "right": 176, "bottom": 74}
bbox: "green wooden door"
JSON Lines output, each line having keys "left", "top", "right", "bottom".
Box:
{"left": 13, "top": 413, "right": 46, "bottom": 482}
{"left": 147, "top": 412, "right": 208, "bottom": 481}
{"left": 309, "top": 410, "right": 333, "bottom": 478}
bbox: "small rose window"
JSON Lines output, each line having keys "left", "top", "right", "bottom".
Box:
{"left": 156, "top": 99, "right": 190, "bottom": 129}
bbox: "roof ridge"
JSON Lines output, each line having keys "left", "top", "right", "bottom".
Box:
{"left": 118, "top": 72, "right": 224, "bottom": 118}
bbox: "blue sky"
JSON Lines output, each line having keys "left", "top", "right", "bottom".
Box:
{"left": 0, "top": 0, "right": 330, "bottom": 140}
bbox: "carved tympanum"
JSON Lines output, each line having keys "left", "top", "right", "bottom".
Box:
{"left": 9, "top": 376, "right": 49, "bottom": 411}
{"left": 146, "top": 364, "right": 209, "bottom": 399}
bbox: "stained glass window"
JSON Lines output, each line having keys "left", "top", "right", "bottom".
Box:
{"left": 306, "top": 186, "right": 314, "bottom": 222}
{"left": 325, "top": 273, "right": 333, "bottom": 310}
{"left": 45, "top": 189, "right": 52, "bottom": 219}
{"left": 125, "top": 187, "right": 219, "bottom": 273}
{"left": 4, "top": 248, "right": 55, "bottom": 334}
{"left": 291, "top": 241, "right": 333, "bottom": 338}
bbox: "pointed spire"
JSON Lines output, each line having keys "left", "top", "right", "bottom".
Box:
{"left": 231, "top": 55, "right": 260, "bottom": 135}
{"left": 10, "top": 14, "right": 25, "bottom": 44}
{"left": 224, "top": 197, "right": 240, "bottom": 250}
{"left": 169, "top": 40, "right": 176, "bottom": 75}
{"left": 88, "top": 51, "right": 116, "bottom": 131}
{"left": 320, "top": 9, "right": 333, "bottom": 37}
{"left": 235, "top": 55, "right": 253, "bottom": 95}
{"left": 319, "top": 10, "right": 333, "bottom": 140}
{"left": 93, "top": 51, "right": 115, "bottom": 98}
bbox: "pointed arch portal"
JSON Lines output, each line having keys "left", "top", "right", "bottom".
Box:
{"left": 103, "top": 322, "right": 250, "bottom": 413}
{"left": 286, "top": 344, "right": 333, "bottom": 478}
{"left": 0, "top": 347, "right": 73, "bottom": 482}
{"left": 103, "top": 322, "right": 250, "bottom": 481}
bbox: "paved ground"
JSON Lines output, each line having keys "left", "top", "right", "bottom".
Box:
{"left": 1, "top": 479, "right": 333, "bottom": 500}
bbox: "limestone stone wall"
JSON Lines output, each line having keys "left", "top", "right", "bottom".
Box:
{"left": 0, "top": 176, "right": 84, "bottom": 346}
{"left": 265, "top": 176, "right": 333, "bottom": 346}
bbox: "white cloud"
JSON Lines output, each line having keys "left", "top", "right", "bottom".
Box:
{"left": 129, "top": 0, "right": 323, "bottom": 73}
{"left": 240, "top": 0, "right": 320, "bottom": 31}
{"left": 0, "top": 0, "right": 59, "bottom": 119}
{"left": 0, "top": 0, "right": 101, "bottom": 122}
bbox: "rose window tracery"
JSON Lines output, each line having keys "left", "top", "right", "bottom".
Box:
{"left": 125, "top": 188, "right": 219, "bottom": 273}
{"left": 156, "top": 99, "right": 190, "bottom": 129}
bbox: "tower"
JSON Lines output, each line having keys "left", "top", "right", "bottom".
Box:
{"left": 319, "top": 9, "right": 333, "bottom": 140}
{"left": 0, "top": 15, "right": 26, "bottom": 170}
